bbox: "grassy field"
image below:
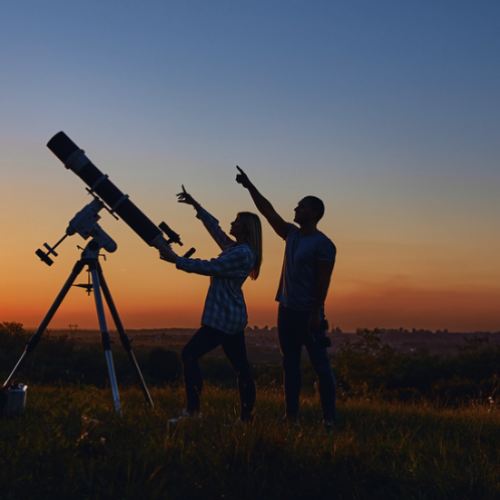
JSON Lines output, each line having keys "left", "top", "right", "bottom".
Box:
{"left": 1, "top": 384, "right": 500, "bottom": 500}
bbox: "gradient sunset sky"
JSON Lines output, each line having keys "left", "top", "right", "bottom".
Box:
{"left": 1, "top": 1, "right": 499, "bottom": 332}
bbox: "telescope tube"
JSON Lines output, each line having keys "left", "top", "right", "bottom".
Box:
{"left": 47, "top": 132, "right": 167, "bottom": 249}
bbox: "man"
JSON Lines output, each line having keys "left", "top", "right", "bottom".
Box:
{"left": 236, "top": 166, "right": 336, "bottom": 430}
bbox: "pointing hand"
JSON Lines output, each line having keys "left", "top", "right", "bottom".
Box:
{"left": 235, "top": 166, "right": 251, "bottom": 189}
{"left": 176, "top": 185, "right": 197, "bottom": 206}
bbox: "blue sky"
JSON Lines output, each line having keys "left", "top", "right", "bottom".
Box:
{"left": 1, "top": 1, "right": 499, "bottom": 331}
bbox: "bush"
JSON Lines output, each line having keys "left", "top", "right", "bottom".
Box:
{"left": 333, "top": 328, "right": 500, "bottom": 403}
{"left": 334, "top": 328, "right": 401, "bottom": 395}
{"left": 0, "top": 322, "right": 29, "bottom": 355}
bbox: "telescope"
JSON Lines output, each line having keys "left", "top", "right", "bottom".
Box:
{"left": 2, "top": 132, "right": 195, "bottom": 416}
{"left": 35, "top": 131, "right": 195, "bottom": 264}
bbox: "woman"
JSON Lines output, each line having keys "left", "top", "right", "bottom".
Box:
{"left": 159, "top": 186, "right": 262, "bottom": 423}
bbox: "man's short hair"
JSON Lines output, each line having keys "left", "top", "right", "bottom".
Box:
{"left": 303, "top": 196, "right": 325, "bottom": 222}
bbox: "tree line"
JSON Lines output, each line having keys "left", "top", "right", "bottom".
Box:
{"left": 1, "top": 322, "right": 499, "bottom": 404}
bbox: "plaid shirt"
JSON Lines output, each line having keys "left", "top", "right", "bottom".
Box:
{"left": 175, "top": 208, "right": 255, "bottom": 335}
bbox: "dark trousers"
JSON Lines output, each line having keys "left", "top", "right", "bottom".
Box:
{"left": 181, "top": 325, "right": 255, "bottom": 419}
{"left": 278, "top": 306, "right": 336, "bottom": 420}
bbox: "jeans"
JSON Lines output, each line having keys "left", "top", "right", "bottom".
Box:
{"left": 181, "top": 325, "right": 255, "bottom": 419}
{"left": 278, "top": 306, "right": 336, "bottom": 420}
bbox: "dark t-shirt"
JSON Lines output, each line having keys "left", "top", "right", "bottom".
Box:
{"left": 275, "top": 223, "right": 336, "bottom": 311}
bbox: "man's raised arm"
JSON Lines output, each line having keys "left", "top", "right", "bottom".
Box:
{"left": 235, "top": 166, "right": 287, "bottom": 239}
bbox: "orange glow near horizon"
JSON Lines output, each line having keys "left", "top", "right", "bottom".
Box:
{"left": 1, "top": 162, "right": 499, "bottom": 334}
{"left": 3, "top": 280, "right": 499, "bottom": 333}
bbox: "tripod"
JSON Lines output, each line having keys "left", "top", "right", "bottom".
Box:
{"left": 2, "top": 238, "right": 154, "bottom": 416}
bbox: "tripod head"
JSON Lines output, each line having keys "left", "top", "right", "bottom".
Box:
{"left": 36, "top": 197, "right": 117, "bottom": 266}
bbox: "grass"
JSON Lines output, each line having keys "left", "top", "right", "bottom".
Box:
{"left": 1, "top": 384, "right": 500, "bottom": 499}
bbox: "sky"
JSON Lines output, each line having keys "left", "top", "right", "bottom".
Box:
{"left": 1, "top": 1, "right": 499, "bottom": 333}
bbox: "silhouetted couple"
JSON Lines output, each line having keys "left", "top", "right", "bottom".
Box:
{"left": 160, "top": 169, "right": 336, "bottom": 430}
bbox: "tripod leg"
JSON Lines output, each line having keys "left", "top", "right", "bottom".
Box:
{"left": 89, "top": 265, "right": 122, "bottom": 417}
{"left": 2, "top": 260, "right": 87, "bottom": 391}
{"left": 97, "top": 263, "right": 154, "bottom": 407}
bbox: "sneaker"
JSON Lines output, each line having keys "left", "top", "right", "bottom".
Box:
{"left": 168, "top": 409, "right": 202, "bottom": 425}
